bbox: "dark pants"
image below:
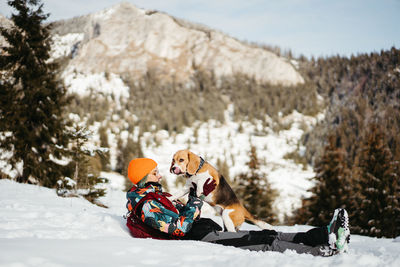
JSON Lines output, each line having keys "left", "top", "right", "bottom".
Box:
{"left": 200, "top": 227, "right": 335, "bottom": 257}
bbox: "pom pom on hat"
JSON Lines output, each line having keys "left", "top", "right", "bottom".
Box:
{"left": 127, "top": 158, "right": 157, "bottom": 184}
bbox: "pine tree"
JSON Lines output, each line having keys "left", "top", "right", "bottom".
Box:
{"left": 58, "top": 126, "right": 108, "bottom": 205}
{"left": 235, "top": 146, "right": 278, "bottom": 223}
{"left": 294, "top": 135, "right": 353, "bottom": 226}
{"left": 0, "top": 0, "right": 71, "bottom": 186}
{"left": 115, "top": 135, "right": 144, "bottom": 190}
{"left": 352, "top": 123, "right": 400, "bottom": 238}
{"left": 98, "top": 126, "right": 110, "bottom": 171}
{"left": 116, "top": 136, "right": 143, "bottom": 173}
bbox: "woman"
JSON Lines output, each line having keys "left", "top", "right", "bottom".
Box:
{"left": 125, "top": 158, "right": 350, "bottom": 256}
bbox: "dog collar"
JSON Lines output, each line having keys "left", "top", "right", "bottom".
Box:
{"left": 186, "top": 157, "right": 205, "bottom": 177}
{"left": 195, "top": 157, "right": 205, "bottom": 175}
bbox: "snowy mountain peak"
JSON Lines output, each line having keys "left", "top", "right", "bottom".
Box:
{"left": 51, "top": 2, "right": 304, "bottom": 86}
{"left": 93, "top": 1, "right": 145, "bottom": 20}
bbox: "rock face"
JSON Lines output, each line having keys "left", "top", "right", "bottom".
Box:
{"left": 52, "top": 2, "right": 303, "bottom": 86}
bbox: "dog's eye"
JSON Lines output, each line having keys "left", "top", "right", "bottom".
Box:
{"left": 179, "top": 159, "right": 184, "bottom": 162}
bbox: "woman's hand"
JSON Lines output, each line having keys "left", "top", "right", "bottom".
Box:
{"left": 202, "top": 178, "right": 216, "bottom": 196}
{"left": 189, "top": 178, "right": 217, "bottom": 200}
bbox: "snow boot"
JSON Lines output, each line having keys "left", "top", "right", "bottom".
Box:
{"left": 327, "top": 208, "right": 350, "bottom": 252}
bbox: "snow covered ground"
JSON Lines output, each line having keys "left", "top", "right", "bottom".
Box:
{"left": 1, "top": 178, "right": 399, "bottom": 267}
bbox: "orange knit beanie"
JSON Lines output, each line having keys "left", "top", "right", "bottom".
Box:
{"left": 127, "top": 158, "right": 157, "bottom": 185}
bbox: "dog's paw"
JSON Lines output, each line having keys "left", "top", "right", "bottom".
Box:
{"left": 255, "top": 221, "right": 274, "bottom": 230}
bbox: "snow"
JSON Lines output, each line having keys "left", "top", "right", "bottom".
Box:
{"left": 0, "top": 132, "right": 23, "bottom": 178}
{"left": 50, "top": 33, "right": 84, "bottom": 60}
{"left": 62, "top": 68, "right": 129, "bottom": 100}
{"left": 1, "top": 178, "right": 399, "bottom": 267}
{"left": 0, "top": 149, "right": 18, "bottom": 178}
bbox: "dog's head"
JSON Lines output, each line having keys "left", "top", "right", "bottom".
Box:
{"left": 170, "top": 149, "right": 201, "bottom": 176}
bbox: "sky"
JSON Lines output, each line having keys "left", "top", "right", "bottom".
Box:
{"left": 1, "top": 0, "right": 399, "bottom": 58}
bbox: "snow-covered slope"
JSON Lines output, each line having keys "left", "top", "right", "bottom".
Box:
{"left": 1, "top": 179, "right": 399, "bottom": 267}
{"left": 51, "top": 2, "right": 304, "bottom": 86}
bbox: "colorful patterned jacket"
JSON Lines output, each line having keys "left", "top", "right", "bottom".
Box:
{"left": 126, "top": 182, "right": 203, "bottom": 238}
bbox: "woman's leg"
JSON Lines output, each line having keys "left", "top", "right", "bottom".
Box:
{"left": 276, "top": 227, "right": 329, "bottom": 247}
{"left": 201, "top": 230, "right": 277, "bottom": 250}
{"left": 200, "top": 229, "right": 335, "bottom": 257}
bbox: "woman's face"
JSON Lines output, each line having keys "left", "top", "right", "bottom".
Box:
{"left": 146, "top": 167, "right": 162, "bottom": 183}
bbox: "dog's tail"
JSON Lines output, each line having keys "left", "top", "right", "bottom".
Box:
{"left": 244, "top": 208, "right": 274, "bottom": 230}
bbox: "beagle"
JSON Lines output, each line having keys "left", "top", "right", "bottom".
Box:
{"left": 169, "top": 149, "right": 273, "bottom": 232}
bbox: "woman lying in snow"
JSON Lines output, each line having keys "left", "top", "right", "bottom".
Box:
{"left": 125, "top": 158, "right": 350, "bottom": 257}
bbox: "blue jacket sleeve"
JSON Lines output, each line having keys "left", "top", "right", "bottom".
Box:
{"left": 141, "top": 196, "right": 203, "bottom": 236}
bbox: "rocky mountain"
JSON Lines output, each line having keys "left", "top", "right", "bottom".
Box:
{"left": 50, "top": 2, "right": 304, "bottom": 86}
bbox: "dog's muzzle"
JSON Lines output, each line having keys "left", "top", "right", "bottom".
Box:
{"left": 170, "top": 164, "right": 183, "bottom": 175}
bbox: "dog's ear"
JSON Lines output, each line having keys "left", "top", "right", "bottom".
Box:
{"left": 186, "top": 151, "right": 200, "bottom": 175}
